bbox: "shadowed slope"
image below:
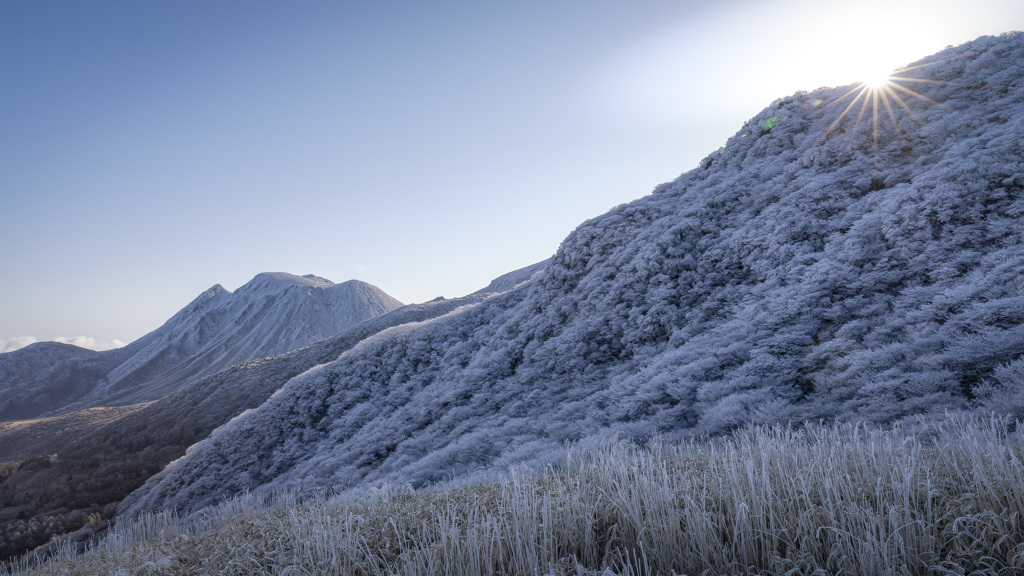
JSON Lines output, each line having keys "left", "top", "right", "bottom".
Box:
{"left": 0, "top": 406, "right": 147, "bottom": 464}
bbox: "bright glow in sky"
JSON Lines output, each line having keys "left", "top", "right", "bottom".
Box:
{"left": 2, "top": 0, "right": 1023, "bottom": 350}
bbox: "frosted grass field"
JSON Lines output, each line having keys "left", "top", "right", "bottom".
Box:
{"left": 8, "top": 414, "right": 1024, "bottom": 576}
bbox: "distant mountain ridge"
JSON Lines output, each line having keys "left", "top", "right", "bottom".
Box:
{"left": 123, "top": 33, "right": 1024, "bottom": 517}
{"left": 0, "top": 272, "right": 403, "bottom": 420}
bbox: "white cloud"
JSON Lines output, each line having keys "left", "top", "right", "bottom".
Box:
{"left": 53, "top": 336, "right": 126, "bottom": 351}
{"left": 0, "top": 335, "right": 125, "bottom": 353}
{"left": 0, "top": 336, "right": 39, "bottom": 353}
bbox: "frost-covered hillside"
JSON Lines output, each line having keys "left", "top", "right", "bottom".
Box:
{"left": 0, "top": 273, "right": 402, "bottom": 419}
{"left": 125, "top": 34, "right": 1024, "bottom": 517}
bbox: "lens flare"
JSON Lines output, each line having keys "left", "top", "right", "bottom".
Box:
{"left": 821, "top": 59, "right": 949, "bottom": 155}
{"left": 864, "top": 73, "right": 892, "bottom": 89}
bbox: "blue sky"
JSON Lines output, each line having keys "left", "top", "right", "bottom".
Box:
{"left": 3, "top": 0, "right": 1023, "bottom": 351}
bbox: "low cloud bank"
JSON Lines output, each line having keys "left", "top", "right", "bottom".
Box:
{"left": 1, "top": 336, "right": 125, "bottom": 353}
{"left": 0, "top": 337, "right": 38, "bottom": 353}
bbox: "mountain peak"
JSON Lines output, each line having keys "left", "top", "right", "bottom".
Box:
{"left": 174, "top": 283, "right": 232, "bottom": 318}
{"left": 250, "top": 272, "right": 334, "bottom": 288}
{"left": 301, "top": 274, "right": 333, "bottom": 284}
{"left": 233, "top": 272, "right": 335, "bottom": 298}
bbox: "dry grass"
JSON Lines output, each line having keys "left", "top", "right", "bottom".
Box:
{"left": 8, "top": 415, "right": 1024, "bottom": 575}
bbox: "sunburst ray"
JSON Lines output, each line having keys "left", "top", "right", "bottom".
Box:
{"left": 818, "top": 59, "right": 949, "bottom": 151}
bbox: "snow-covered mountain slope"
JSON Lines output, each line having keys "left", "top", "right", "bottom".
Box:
{"left": 0, "top": 273, "right": 403, "bottom": 419}
{"left": 124, "top": 33, "right": 1024, "bottom": 517}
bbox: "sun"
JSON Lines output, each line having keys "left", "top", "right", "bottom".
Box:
{"left": 863, "top": 72, "right": 892, "bottom": 90}
{"left": 822, "top": 60, "right": 946, "bottom": 153}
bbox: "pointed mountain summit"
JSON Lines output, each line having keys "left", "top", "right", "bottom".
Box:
{"left": 0, "top": 273, "right": 403, "bottom": 419}
{"left": 124, "top": 33, "right": 1024, "bottom": 517}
